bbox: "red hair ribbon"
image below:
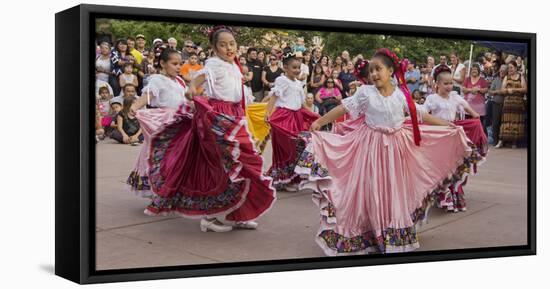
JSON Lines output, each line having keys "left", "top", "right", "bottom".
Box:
{"left": 376, "top": 48, "right": 421, "bottom": 146}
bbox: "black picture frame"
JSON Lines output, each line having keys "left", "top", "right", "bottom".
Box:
{"left": 55, "top": 3, "right": 536, "bottom": 284}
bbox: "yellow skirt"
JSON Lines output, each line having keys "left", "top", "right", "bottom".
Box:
{"left": 245, "top": 102, "right": 270, "bottom": 153}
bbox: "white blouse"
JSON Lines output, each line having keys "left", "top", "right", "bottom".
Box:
{"left": 196, "top": 56, "right": 243, "bottom": 103}
{"left": 424, "top": 91, "right": 468, "bottom": 122}
{"left": 271, "top": 75, "right": 306, "bottom": 110}
{"left": 142, "top": 74, "right": 187, "bottom": 109}
{"left": 342, "top": 85, "right": 425, "bottom": 128}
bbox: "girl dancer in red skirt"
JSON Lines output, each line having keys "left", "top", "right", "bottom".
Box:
{"left": 265, "top": 51, "right": 320, "bottom": 191}
{"left": 144, "top": 26, "right": 276, "bottom": 233}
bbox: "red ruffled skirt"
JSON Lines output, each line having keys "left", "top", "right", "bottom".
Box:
{"left": 266, "top": 107, "right": 319, "bottom": 187}
{"left": 145, "top": 96, "right": 276, "bottom": 223}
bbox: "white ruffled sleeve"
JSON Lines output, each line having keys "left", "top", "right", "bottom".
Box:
{"left": 194, "top": 65, "right": 216, "bottom": 97}
{"left": 342, "top": 86, "right": 369, "bottom": 119}
{"left": 423, "top": 94, "right": 437, "bottom": 113}
{"left": 270, "top": 76, "right": 288, "bottom": 99}
{"left": 142, "top": 75, "right": 161, "bottom": 104}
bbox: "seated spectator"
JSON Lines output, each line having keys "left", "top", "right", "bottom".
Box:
{"left": 120, "top": 83, "right": 139, "bottom": 99}
{"left": 304, "top": 93, "right": 319, "bottom": 114}
{"left": 111, "top": 97, "right": 144, "bottom": 145}
{"left": 97, "top": 86, "right": 114, "bottom": 129}
{"left": 315, "top": 77, "right": 342, "bottom": 115}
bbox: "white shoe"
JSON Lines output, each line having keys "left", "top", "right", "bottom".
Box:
{"left": 459, "top": 207, "right": 467, "bottom": 212}
{"left": 494, "top": 140, "right": 503, "bottom": 149}
{"left": 234, "top": 221, "right": 258, "bottom": 230}
{"left": 200, "top": 218, "right": 233, "bottom": 233}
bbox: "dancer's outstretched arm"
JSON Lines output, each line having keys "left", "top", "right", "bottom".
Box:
{"left": 422, "top": 113, "right": 455, "bottom": 127}
{"left": 310, "top": 105, "right": 346, "bottom": 131}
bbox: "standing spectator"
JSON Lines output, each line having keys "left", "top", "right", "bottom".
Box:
{"left": 181, "top": 39, "right": 195, "bottom": 62}
{"left": 332, "top": 56, "right": 344, "bottom": 75}
{"left": 141, "top": 49, "right": 157, "bottom": 86}
{"left": 295, "top": 51, "right": 309, "bottom": 89}
{"left": 449, "top": 52, "right": 466, "bottom": 94}
{"left": 516, "top": 56, "right": 526, "bottom": 76}
{"left": 431, "top": 53, "right": 449, "bottom": 77}
{"left": 426, "top": 55, "right": 435, "bottom": 69}
{"left": 331, "top": 70, "right": 343, "bottom": 92}
{"left": 141, "top": 50, "right": 157, "bottom": 86}
{"left": 179, "top": 52, "right": 203, "bottom": 83}
{"left": 303, "top": 50, "right": 311, "bottom": 65}
{"left": 308, "top": 63, "right": 326, "bottom": 97}
{"left": 119, "top": 63, "right": 139, "bottom": 92}
{"left": 110, "top": 38, "right": 133, "bottom": 95}
{"left": 152, "top": 38, "right": 164, "bottom": 64}
{"left": 320, "top": 55, "right": 331, "bottom": 77}
{"left": 135, "top": 34, "right": 147, "bottom": 55}
{"left": 167, "top": 37, "right": 178, "bottom": 51}
{"left": 95, "top": 42, "right": 112, "bottom": 83}
{"left": 405, "top": 61, "right": 421, "bottom": 93}
{"left": 127, "top": 37, "right": 143, "bottom": 66}
{"left": 341, "top": 50, "right": 351, "bottom": 63}
{"left": 246, "top": 48, "right": 264, "bottom": 101}
{"left": 462, "top": 63, "right": 489, "bottom": 132}
{"left": 262, "top": 54, "right": 284, "bottom": 97}
{"left": 488, "top": 64, "right": 508, "bottom": 145}
{"left": 257, "top": 50, "right": 267, "bottom": 67}
{"left": 310, "top": 47, "right": 322, "bottom": 73}
{"left": 496, "top": 61, "right": 527, "bottom": 148}
{"left": 338, "top": 61, "right": 357, "bottom": 97}
{"left": 418, "top": 63, "right": 432, "bottom": 94}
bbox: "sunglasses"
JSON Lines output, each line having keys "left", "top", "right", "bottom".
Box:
{"left": 185, "top": 45, "right": 194, "bottom": 48}
{"left": 270, "top": 58, "right": 277, "bottom": 61}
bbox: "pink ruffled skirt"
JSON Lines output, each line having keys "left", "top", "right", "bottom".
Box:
{"left": 295, "top": 118, "right": 477, "bottom": 255}
{"left": 126, "top": 108, "right": 178, "bottom": 197}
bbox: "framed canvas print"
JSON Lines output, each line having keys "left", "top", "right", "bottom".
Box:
{"left": 55, "top": 3, "right": 536, "bottom": 284}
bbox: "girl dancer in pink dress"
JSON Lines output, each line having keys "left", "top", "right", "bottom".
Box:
{"left": 424, "top": 65, "right": 488, "bottom": 212}
{"left": 265, "top": 51, "right": 320, "bottom": 191}
{"left": 144, "top": 26, "right": 276, "bottom": 233}
{"left": 294, "top": 48, "right": 480, "bottom": 255}
{"left": 127, "top": 48, "right": 188, "bottom": 197}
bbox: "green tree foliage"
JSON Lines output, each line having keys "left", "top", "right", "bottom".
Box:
{"left": 98, "top": 19, "right": 490, "bottom": 64}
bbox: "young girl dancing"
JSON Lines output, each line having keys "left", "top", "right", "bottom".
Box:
{"left": 294, "top": 48, "right": 477, "bottom": 256}
{"left": 144, "top": 26, "right": 276, "bottom": 233}
{"left": 424, "top": 65, "right": 488, "bottom": 212}
{"left": 265, "top": 51, "right": 320, "bottom": 191}
{"left": 126, "top": 47, "right": 188, "bottom": 197}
